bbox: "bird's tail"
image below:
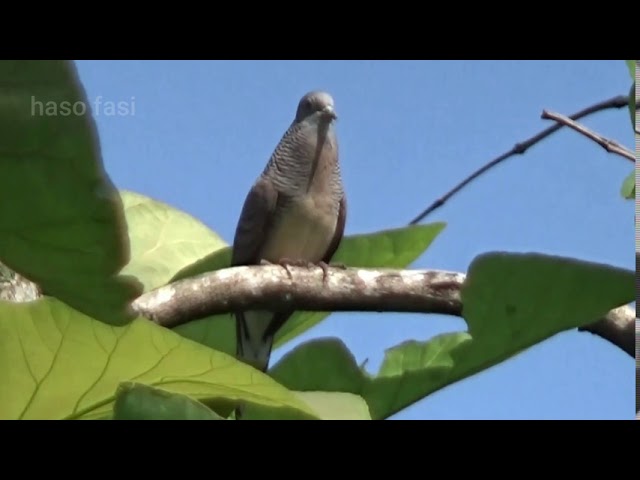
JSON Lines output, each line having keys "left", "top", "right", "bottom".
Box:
{"left": 234, "top": 310, "right": 291, "bottom": 419}
{"left": 235, "top": 310, "right": 280, "bottom": 373}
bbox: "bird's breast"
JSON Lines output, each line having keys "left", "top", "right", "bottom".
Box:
{"left": 260, "top": 194, "right": 338, "bottom": 263}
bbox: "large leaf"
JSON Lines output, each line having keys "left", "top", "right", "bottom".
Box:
{"left": 172, "top": 223, "right": 447, "bottom": 358}
{"left": 0, "top": 60, "right": 141, "bottom": 325}
{"left": 269, "top": 252, "right": 634, "bottom": 419}
{"left": 0, "top": 298, "right": 319, "bottom": 420}
{"left": 112, "top": 382, "right": 225, "bottom": 420}
{"left": 170, "top": 245, "right": 231, "bottom": 283}
{"left": 119, "top": 190, "right": 227, "bottom": 292}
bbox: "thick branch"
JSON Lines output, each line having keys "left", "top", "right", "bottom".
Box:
{"left": 541, "top": 110, "right": 635, "bottom": 162}
{"left": 132, "top": 265, "right": 634, "bottom": 360}
{"left": 409, "top": 95, "right": 630, "bottom": 224}
{"left": 132, "top": 265, "right": 465, "bottom": 328}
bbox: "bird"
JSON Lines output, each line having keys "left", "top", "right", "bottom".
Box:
{"left": 231, "top": 90, "right": 347, "bottom": 375}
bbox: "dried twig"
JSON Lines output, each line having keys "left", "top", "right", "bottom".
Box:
{"left": 409, "top": 95, "right": 630, "bottom": 225}
{"left": 542, "top": 110, "right": 635, "bottom": 162}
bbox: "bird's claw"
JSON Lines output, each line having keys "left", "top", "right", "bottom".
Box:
{"left": 276, "top": 258, "right": 313, "bottom": 281}
{"left": 317, "top": 261, "right": 331, "bottom": 285}
{"left": 319, "top": 262, "right": 348, "bottom": 285}
{"left": 271, "top": 258, "right": 345, "bottom": 284}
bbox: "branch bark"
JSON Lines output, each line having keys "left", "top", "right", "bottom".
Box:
{"left": 132, "top": 265, "right": 465, "bottom": 327}
{"left": 131, "top": 265, "right": 635, "bottom": 359}
{"left": 577, "top": 306, "right": 636, "bottom": 358}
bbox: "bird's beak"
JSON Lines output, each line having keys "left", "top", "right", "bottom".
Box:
{"left": 322, "top": 105, "right": 338, "bottom": 120}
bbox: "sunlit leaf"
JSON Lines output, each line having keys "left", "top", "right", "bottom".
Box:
{"left": 620, "top": 170, "right": 635, "bottom": 200}
{"left": 0, "top": 298, "right": 318, "bottom": 420}
{"left": 120, "top": 190, "right": 227, "bottom": 293}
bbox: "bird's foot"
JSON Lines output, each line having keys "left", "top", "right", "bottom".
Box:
{"left": 276, "top": 258, "right": 314, "bottom": 281}
{"left": 317, "top": 261, "right": 331, "bottom": 285}
{"left": 317, "top": 261, "right": 347, "bottom": 285}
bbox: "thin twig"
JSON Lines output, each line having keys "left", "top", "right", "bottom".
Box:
{"left": 542, "top": 110, "right": 635, "bottom": 162}
{"left": 409, "top": 95, "right": 630, "bottom": 225}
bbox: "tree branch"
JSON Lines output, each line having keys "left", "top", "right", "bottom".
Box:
{"left": 541, "top": 110, "right": 635, "bottom": 162}
{"left": 131, "top": 265, "right": 635, "bottom": 359}
{"left": 409, "top": 95, "right": 630, "bottom": 224}
{"left": 132, "top": 265, "right": 465, "bottom": 328}
{"left": 578, "top": 306, "right": 635, "bottom": 357}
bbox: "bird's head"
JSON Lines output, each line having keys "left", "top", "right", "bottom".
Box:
{"left": 295, "top": 90, "right": 337, "bottom": 124}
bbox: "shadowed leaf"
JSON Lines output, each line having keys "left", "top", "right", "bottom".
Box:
{"left": 112, "top": 382, "right": 225, "bottom": 420}
{"left": 0, "top": 60, "right": 141, "bottom": 325}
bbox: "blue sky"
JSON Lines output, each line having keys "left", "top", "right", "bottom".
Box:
{"left": 74, "top": 60, "right": 635, "bottom": 420}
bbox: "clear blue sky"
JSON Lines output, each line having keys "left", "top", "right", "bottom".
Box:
{"left": 74, "top": 60, "right": 635, "bottom": 420}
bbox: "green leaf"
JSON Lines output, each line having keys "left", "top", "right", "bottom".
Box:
{"left": 0, "top": 60, "right": 141, "bottom": 325}
{"left": 270, "top": 252, "right": 634, "bottom": 419}
{"left": 170, "top": 245, "right": 231, "bottom": 284}
{"left": 241, "top": 390, "right": 371, "bottom": 420}
{"left": 462, "top": 252, "right": 633, "bottom": 348}
{"left": 172, "top": 222, "right": 447, "bottom": 358}
{"left": 0, "top": 298, "right": 319, "bottom": 420}
{"left": 620, "top": 170, "right": 635, "bottom": 199}
{"left": 294, "top": 391, "right": 371, "bottom": 420}
{"left": 119, "top": 190, "right": 227, "bottom": 293}
{"left": 625, "top": 60, "right": 635, "bottom": 79}
{"left": 113, "top": 382, "right": 225, "bottom": 420}
{"left": 629, "top": 83, "right": 636, "bottom": 129}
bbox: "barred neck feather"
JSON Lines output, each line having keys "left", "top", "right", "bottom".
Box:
{"left": 263, "top": 117, "right": 341, "bottom": 196}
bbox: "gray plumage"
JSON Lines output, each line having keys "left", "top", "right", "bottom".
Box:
{"left": 232, "top": 90, "right": 347, "bottom": 374}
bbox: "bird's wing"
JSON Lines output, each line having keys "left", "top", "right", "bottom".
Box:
{"left": 231, "top": 175, "right": 290, "bottom": 373}
{"left": 322, "top": 194, "right": 347, "bottom": 264}
{"left": 231, "top": 175, "right": 279, "bottom": 267}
